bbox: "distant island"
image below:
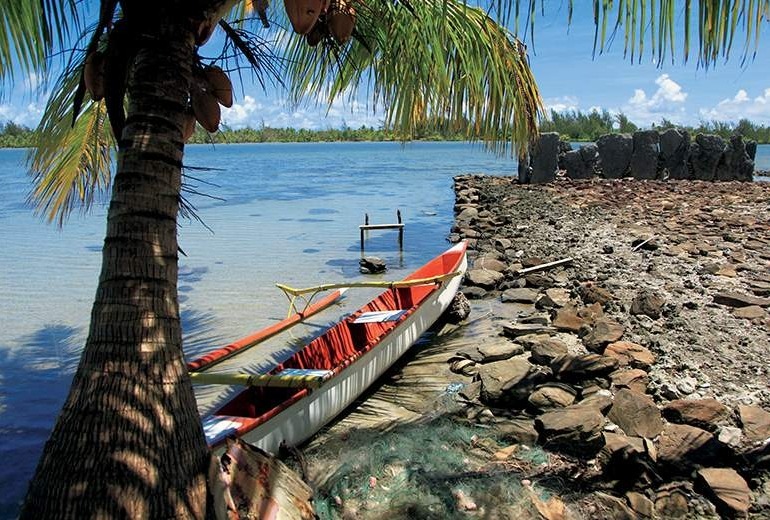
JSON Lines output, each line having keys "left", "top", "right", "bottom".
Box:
{"left": 2, "top": 110, "right": 770, "bottom": 148}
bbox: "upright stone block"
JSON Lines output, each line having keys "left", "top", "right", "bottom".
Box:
{"left": 716, "top": 135, "right": 754, "bottom": 181}
{"left": 689, "top": 134, "right": 726, "bottom": 181}
{"left": 529, "top": 132, "right": 560, "bottom": 184}
{"left": 597, "top": 133, "right": 632, "bottom": 178}
{"left": 631, "top": 130, "right": 661, "bottom": 180}
{"left": 562, "top": 149, "right": 591, "bottom": 179}
{"left": 660, "top": 128, "right": 691, "bottom": 180}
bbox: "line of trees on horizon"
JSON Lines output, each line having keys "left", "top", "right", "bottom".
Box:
{"left": 538, "top": 109, "right": 770, "bottom": 143}
{"left": 3, "top": 112, "right": 770, "bottom": 148}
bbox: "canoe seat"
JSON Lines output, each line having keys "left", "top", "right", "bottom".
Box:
{"left": 353, "top": 309, "right": 407, "bottom": 324}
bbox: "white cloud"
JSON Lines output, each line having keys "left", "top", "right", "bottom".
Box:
{"left": 25, "top": 72, "right": 40, "bottom": 91}
{"left": 621, "top": 74, "right": 688, "bottom": 125}
{"left": 0, "top": 101, "right": 44, "bottom": 127}
{"left": 698, "top": 88, "right": 770, "bottom": 123}
{"left": 543, "top": 95, "right": 579, "bottom": 114}
{"left": 221, "top": 95, "right": 261, "bottom": 127}
{"left": 221, "top": 91, "right": 382, "bottom": 130}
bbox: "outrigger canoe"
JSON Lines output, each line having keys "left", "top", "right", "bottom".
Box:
{"left": 197, "top": 241, "right": 468, "bottom": 453}
{"left": 187, "top": 288, "right": 347, "bottom": 372}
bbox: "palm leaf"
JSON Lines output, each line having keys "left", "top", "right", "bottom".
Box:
{"left": 585, "top": 0, "right": 768, "bottom": 66}
{"left": 27, "top": 50, "right": 114, "bottom": 226}
{"left": 0, "top": 0, "right": 80, "bottom": 92}
{"left": 281, "top": 0, "right": 543, "bottom": 156}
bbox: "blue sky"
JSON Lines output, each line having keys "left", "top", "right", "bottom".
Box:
{"left": 2, "top": 2, "right": 769, "bottom": 130}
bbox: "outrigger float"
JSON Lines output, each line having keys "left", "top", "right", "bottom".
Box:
{"left": 192, "top": 241, "right": 468, "bottom": 453}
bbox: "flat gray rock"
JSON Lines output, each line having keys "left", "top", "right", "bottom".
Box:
{"left": 662, "top": 399, "right": 729, "bottom": 432}
{"left": 552, "top": 353, "right": 619, "bottom": 381}
{"left": 529, "top": 338, "right": 569, "bottom": 366}
{"left": 476, "top": 340, "right": 525, "bottom": 363}
{"left": 477, "top": 355, "right": 547, "bottom": 405}
{"left": 502, "top": 323, "right": 557, "bottom": 338}
{"left": 528, "top": 383, "right": 577, "bottom": 411}
{"left": 501, "top": 287, "right": 540, "bottom": 304}
{"left": 536, "top": 405, "right": 605, "bottom": 456}
{"left": 658, "top": 423, "right": 720, "bottom": 469}
{"left": 608, "top": 388, "right": 663, "bottom": 438}
{"left": 713, "top": 291, "right": 770, "bottom": 308}
{"left": 466, "top": 269, "right": 504, "bottom": 289}
{"left": 697, "top": 467, "right": 752, "bottom": 515}
{"left": 738, "top": 405, "right": 770, "bottom": 443}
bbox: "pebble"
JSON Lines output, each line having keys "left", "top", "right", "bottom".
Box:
{"left": 676, "top": 377, "right": 698, "bottom": 395}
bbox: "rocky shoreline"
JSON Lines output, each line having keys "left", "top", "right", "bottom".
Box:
{"left": 444, "top": 175, "right": 770, "bottom": 518}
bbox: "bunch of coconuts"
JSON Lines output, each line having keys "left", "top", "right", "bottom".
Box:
{"left": 286, "top": 0, "right": 358, "bottom": 46}
{"left": 186, "top": 66, "right": 233, "bottom": 138}
{"left": 83, "top": 50, "right": 232, "bottom": 139}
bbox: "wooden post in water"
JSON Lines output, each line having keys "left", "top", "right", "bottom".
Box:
{"left": 397, "top": 210, "right": 403, "bottom": 250}
{"left": 360, "top": 211, "right": 405, "bottom": 253}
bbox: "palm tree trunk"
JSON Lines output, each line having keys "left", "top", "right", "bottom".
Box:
{"left": 21, "top": 23, "right": 211, "bottom": 519}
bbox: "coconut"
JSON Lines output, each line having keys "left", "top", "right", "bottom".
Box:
{"left": 305, "top": 21, "right": 325, "bottom": 47}
{"left": 84, "top": 51, "right": 105, "bottom": 101}
{"left": 327, "top": 0, "right": 355, "bottom": 44}
{"left": 195, "top": 19, "right": 217, "bottom": 46}
{"left": 284, "top": 0, "right": 326, "bottom": 34}
{"left": 182, "top": 111, "right": 197, "bottom": 141}
{"left": 203, "top": 66, "right": 233, "bottom": 108}
{"left": 191, "top": 89, "right": 221, "bottom": 133}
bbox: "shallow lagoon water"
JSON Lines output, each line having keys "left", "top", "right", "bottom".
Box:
{"left": 1, "top": 140, "right": 769, "bottom": 517}
{"left": 0, "top": 141, "right": 517, "bottom": 517}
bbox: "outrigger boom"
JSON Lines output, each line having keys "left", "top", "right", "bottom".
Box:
{"left": 275, "top": 271, "right": 461, "bottom": 297}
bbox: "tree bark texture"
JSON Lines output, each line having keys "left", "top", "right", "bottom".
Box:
{"left": 21, "top": 21, "right": 211, "bottom": 520}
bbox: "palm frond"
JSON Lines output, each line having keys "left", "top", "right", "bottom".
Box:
{"left": 27, "top": 50, "right": 114, "bottom": 226}
{"left": 585, "top": 0, "right": 769, "bottom": 67}
{"left": 0, "top": 0, "right": 80, "bottom": 92}
{"left": 282, "top": 0, "right": 543, "bottom": 156}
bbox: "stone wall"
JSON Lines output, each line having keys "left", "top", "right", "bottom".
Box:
{"left": 518, "top": 130, "right": 756, "bottom": 183}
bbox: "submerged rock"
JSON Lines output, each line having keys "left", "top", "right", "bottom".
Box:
{"left": 445, "top": 292, "right": 471, "bottom": 323}
{"left": 359, "top": 256, "right": 386, "bottom": 274}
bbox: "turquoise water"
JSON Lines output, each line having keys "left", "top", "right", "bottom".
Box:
{"left": 1, "top": 141, "right": 769, "bottom": 517}
{"left": 0, "top": 141, "right": 517, "bottom": 517}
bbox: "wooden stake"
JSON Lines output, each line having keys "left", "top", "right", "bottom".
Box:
{"left": 513, "top": 257, "right": 573, "bottom": 276}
